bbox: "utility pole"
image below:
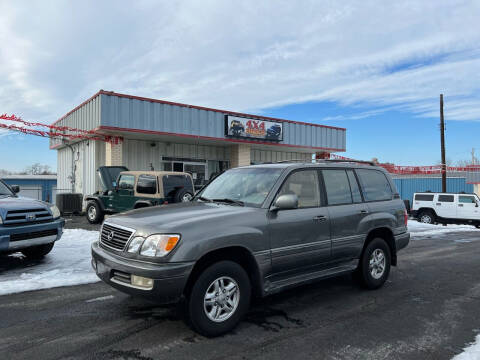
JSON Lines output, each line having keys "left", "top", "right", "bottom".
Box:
{"left": 440, "top": 94, "right": 447, "bottom": 193}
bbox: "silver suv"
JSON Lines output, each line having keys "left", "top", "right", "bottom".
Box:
{"left": 91, "top": 160, "right": 409, "bottom": 337}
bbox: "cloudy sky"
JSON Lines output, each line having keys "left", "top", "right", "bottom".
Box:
{"left": 1, "top": 0, "right": 480, "bottom": 171}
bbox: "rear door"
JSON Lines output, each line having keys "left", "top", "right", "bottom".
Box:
{"left": 323, "top": 168, "right": 369, "bottom": 261}
{"left": 269, "top": 169, "right": 331, "bottom": 274}
{"left": 457, "top": 195, "right": 480, "bottom": 220}
{"left": 435, "top": 194, "right": 456, "bottom": 218}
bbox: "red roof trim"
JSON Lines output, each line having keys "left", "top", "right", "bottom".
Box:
{"left": 96, "top": 125, "right": 345, "bottom": 152}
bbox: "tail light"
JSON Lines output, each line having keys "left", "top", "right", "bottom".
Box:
{"left": 404, "top": 209, "right": 408, "bottom": 226}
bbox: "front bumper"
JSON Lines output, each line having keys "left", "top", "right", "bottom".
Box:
{"left": 395, "top": 232, "right": 410, "bottom": 252}
{"left": 91, "top": 242, "right": 195, "bottom": 304}
{"left": 0, "top": 218, "right": 65, "bottom": 253}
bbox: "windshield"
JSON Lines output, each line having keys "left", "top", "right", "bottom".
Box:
{"left": 0, "top": 181, "right": 13, "bottom": 196}
{"left": 196, "top": 167, "right": 283, "bottom": 207}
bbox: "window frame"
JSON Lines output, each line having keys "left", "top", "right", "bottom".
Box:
{"left": 117, "top": 174, "right": 135, "bottom": 190}
{"left": 459, "top": 195, "right": 476, "bottom": 204}
{"left": 437, "top": 194, "right": 454, "bottom": 203}
{"left": 136, "top": 174, "right": 158, "bottom": 195}
{"left": 415, "top": 194, "right": 435, "bottom": 202}
{"left": 354, "top": 168, "right": 393, "bottom": 203}
{"left": 320, "top": 169, "right": 355, "bottom": 206}
{"left": 271, "top": 168, "right": 324, "bottom": 209}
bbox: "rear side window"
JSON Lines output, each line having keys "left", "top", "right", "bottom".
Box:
{"left": 415, "top": 194, "right": 434, "bottom": 201}
{"left": 163, "top": 175, "right": 193, "bottom": 198}
{"left": 438, "top": 195, "right": 454, "bottom": 202}
{"left": 356, "top": 169, "right": 392, "bottom": 202}
{"left": 459, "top": 195, "right": 476, "bottom": 204}
{"left": 136, "top": 175, "right": 157, "bottom": 194}
{"left": 322, "top": 169, "right": 352, "bottom": 205}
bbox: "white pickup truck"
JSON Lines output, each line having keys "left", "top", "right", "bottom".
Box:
{"left": 411, "top": 192, "right": 480, "bottom": 227}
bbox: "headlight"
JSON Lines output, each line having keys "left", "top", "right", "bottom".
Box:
{"left": 49, "top": 205, "right": 60, "bottom": 218}
{"left": 127, "top": 236, "right": 145, "bottom": 253}
{"left": 139, "top": 234, "right": 181, "bottom": 257}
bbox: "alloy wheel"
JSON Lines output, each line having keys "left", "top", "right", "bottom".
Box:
{"left": 369, "top": 249, "right": 386, "bottom": 280}
{"left": 203, "top": 276, "right": 240, "bottom": 323}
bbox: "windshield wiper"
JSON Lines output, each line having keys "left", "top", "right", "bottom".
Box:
{"left": 212, "top": 198, "right": 244, "bottom": 206}
{"left": 198, "top": 196, "right": 213, "bottom": 202}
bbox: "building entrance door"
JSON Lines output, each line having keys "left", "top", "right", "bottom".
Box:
{"left": 183, "top": 162, "right": 207, "bottom": 190}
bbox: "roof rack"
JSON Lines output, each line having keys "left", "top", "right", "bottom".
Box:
{"left": 272, "top": 159, "right": 376, "bottom": 166}
{"left": 318, "top": 159, "right": 376, "bottom": 166}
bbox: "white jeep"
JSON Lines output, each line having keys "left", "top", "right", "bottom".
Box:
{"left": 411, "top": 192, "right": 480, "bottom": 228}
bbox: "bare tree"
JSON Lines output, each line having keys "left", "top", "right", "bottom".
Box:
{"left": 22, "top": 163, "right": 54, "bottom": 175}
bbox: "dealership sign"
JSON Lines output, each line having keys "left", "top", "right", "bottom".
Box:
{"left": 225, "top": 115, "right": 283, "bottom": 141}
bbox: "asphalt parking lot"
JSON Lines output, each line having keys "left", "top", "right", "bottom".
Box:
{"left": 1, "top": 223, "right": 480, "bottom": 360}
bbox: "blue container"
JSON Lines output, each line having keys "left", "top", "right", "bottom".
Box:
{"left": 393, "top": 177, "right": 473, "bottom": 202}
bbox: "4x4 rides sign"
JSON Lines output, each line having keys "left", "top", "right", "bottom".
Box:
{"left": 225, "top": 115, "right": 283, "bottom": 141}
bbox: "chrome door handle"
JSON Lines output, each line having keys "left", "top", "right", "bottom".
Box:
{"left": 313, "top": 215, "right": 327, "bottom": 222}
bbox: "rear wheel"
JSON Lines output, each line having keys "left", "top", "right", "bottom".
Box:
{"left": 174, "top": 188, "right": 193, "bottom": 203}
{"left": 21, "top": 242, "right": 54, "bottom": 259}
{"left": 418, "top": 210, "right": 435, "bottom": 224}
{"left": 187, "top": 261, "right": 251, "bottom": 337}
{"left": 358, "top": 238, "right": 391, "bottom": 290}
{"left": 86, "top": 201, "right": 104, "bottom": 224}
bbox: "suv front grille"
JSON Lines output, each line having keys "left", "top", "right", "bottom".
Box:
{"left": 100, "top": 223, "right": 134, "bottom": 251}
{"left": 4, "top": 208, "right": 53, "bottom": 226}
{"left": 10, "top": 229, "right": 58, "bottom": 242}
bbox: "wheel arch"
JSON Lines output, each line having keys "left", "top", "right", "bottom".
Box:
{"left": 85, "top": 196, "right": 105, "bottom": 211}
{"left": 183, "top": 246, "right": 263, "bottom": 299}
{"left": 417, "top": 207, "right": 437, "bottom": 218}
{"left": 134, "top": 200, "right": 153, "bottom": 209}
{"left": 362, "top": 227, "right": 397, "bottom": 266}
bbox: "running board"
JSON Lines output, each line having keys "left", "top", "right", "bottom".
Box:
{"left": 264, "top": 260, "right": 358, "bottom": 295}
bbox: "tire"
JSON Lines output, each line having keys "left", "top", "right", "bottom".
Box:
{"left": 358, "top": 238, "right": 391, "bottom": 290}
{"left": 86, "top": 201, "right": 104, "bottom": 224}
{"left": 21, "top": 242, "right": 54, "bottom": 259}
{"left": 418, "top": 210, "right": 435, "bottom": 224}
{"left": 187, "top": 261, "right": 251, "bottom": 337}
{"left": 174, "top": 188, "right": 193, "bottom": 203}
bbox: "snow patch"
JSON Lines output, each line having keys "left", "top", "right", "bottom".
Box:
{"left": 452, "top": 334, "right": 480, "bottom": 360}
{"left": 0, "top": 229, "right": 100, "bottom": 296}
{"left": 408, "top": 221, "right": 477, "bottom": 238}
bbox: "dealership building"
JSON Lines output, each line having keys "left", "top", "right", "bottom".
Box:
{"left": 50, "top": 90, "right": 346, "bottom": 197}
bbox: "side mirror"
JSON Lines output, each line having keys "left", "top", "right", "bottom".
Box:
{"left": 10, "top": 185, "right": 20, "bottom": 194}
{"left": 271, "top": 194, "right": 298, "bottom": 211}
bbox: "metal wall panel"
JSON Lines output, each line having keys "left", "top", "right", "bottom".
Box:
{"left": 50, "top": 95, "right": 102, "bottom": 149}
{"left": 251, "top": 149, "right": 312, "bottom": 163}
{"left": 393, "top": 177, "right": 474, "bottom": 202}
{"left": 100, "top": 94, "right": 346, "bottom": 151}
{"left": 123, "top": 139, "right": 230, "bottom": 171}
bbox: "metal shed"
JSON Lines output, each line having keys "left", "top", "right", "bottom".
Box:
{"left": 1, "top": 175, "right": 57, "bottom": 203}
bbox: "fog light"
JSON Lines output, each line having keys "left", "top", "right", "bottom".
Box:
{"left": 131, "top": 275, "right": 153, "bottom": 289}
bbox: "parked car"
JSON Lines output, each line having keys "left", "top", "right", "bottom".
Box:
{"left": 0, "top": 179, "right": 64, "bottom": 258}
{"left": 85, "top": 167, "right": 195, "bottom": 224}
{"left": 411, "top": 191, "right": 480, "bottom": 227}
{"left": 91, "top": 160, "right": 409, "bottom": 336}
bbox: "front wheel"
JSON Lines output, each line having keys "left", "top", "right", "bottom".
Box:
{"left": 358, "top": 238, "right": 391, "bottom": 290}
{"left": 21, "top": 242, "right": 54, "bottom": 259}
{"left": 187, "top": 261, "right": 251, "bottom": 337}
{"left": 86, "top": 201, "right": 104, "bottom": 224}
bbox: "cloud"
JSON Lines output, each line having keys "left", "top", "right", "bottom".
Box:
{"left": 0, "top": 0, "right": 479, "bottom": 125}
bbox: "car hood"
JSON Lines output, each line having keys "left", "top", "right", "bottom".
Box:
{"left": 0, "top": 196, "right": 49, "bottom": 218}
{"left": 105, "top": 202, "right": 260, "bottom": 234}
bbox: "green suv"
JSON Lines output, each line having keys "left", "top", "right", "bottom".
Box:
{"left": 85, "top": 166, "right": 195, "bottom": 224}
